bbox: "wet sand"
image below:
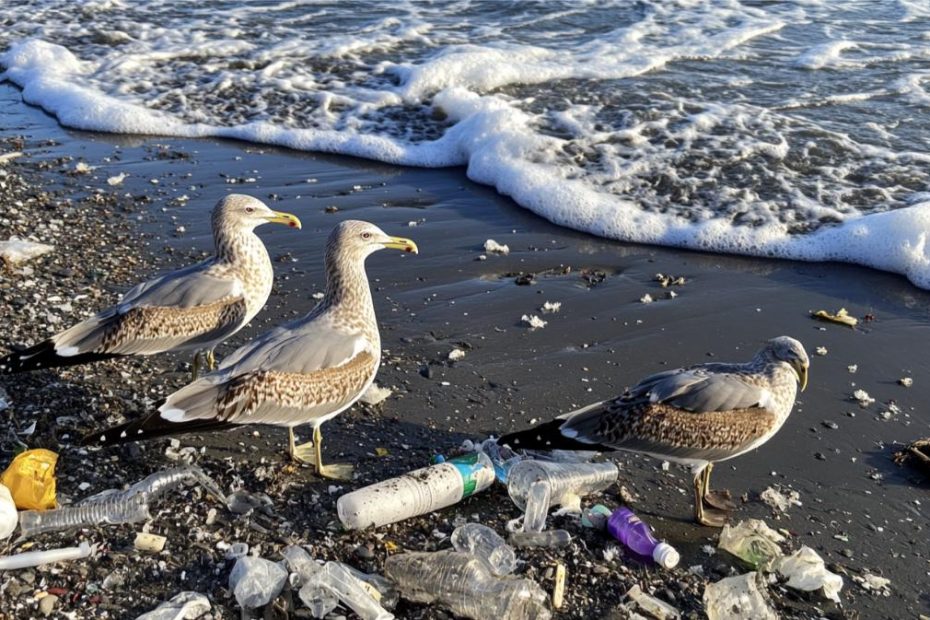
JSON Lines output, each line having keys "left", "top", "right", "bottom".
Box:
{"left": 1, "top": 82, "right": 928, "bottom": 618}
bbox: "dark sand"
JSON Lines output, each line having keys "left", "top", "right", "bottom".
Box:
{"left": 1, "top": 82, "right": 928, "bottom": 619}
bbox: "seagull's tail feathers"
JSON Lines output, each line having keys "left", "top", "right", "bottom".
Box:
{"left": 497, "top": 416, "right": 612, "bottom": 453}
{"left": 82, "top": 411, "right": 234, "bottom": 447}
{"left": 0, "top": 337, "right": 120, "bottom": 374}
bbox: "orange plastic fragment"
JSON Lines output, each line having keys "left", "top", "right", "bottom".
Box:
{"left": 0, "top": 449, "right": 58, "bottom": 510}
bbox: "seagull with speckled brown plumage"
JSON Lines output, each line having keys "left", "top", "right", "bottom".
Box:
{"left": 499, "top": 337, "right": 809, "bottom": 526}
{"left": 83, "top": 220, "right": 418, "bottom": 480}
{"left": 0, "top": 194, "right": 301, "bottom": 379}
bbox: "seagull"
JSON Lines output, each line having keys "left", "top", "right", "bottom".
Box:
{"left": 82, "top": 220, "right": 418, "bottom": 479}
{"left": 0, "top": 194, "right": 301, "bottom": 379}
{"left": 498, "top": 337, "right": 809, "bottom": 526}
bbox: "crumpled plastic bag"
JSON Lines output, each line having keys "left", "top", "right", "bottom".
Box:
{"left": 1, "top": 449, "right": 58, "bottom": 510}
{"left": 777, "top": 546, "right": 843, "bottom": 602}
{"left": 229, "top": 556, "right": 287, "bottom": 609}
{"left": 0, "top": 237, "right": 54, "bottom": 267}
{"left": 718, "top": 519, "right": 785, "bottom": 570}
{"left": 135, "top": 591, "right": 211, "bottom": 620}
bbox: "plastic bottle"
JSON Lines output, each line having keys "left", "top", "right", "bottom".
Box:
{"left": 80, "top": 465, "right": 225, "bottom": 504}
{"left": 318, "top": 562, "right": 394, "bottom": 620}
{"left": 337, "top": 452, "right": 496, "bottom": 529}
{"left": 507, "top": 460, "right": 619, "bottom": 510}
{"left": 384, "top": 550, "right": 551, "bottom": 620}
{"left": 282, "top": 546, "right": 338, "bottom": 618}
{"left": 229, "top": 556, "right": 288, "bottom": 609}
{"left": 342, "top": 564, "right": 400, "bottom": 610}
{"left": 0, "top": 541, "right": 96, "bottom": 570}
{"left": 607, "top": 507, "right": 679, "bottom": 569}
{"left": 450, "top": 523, "right": 517, "bottom": 576}
{"left": 522, "top": 480, "right": 551, "bottom": 532}
{"left": 509, "top": 529, "right": 572, "bottom": 549}
{"left": 18, "top": 493, "right": 151, "bottom": 538}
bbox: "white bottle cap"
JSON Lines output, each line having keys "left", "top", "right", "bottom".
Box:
{"left": 652, "top": 542, "right": 680, "bottom": 569}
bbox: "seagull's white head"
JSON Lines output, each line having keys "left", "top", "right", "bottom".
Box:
{"left": 328, "top": 220, "right": 418, "bottom": 261}
{"left": 762, "top": 336, "right": 809, "bottom": 391}
{"left": 212, "top": 194, "right": 302, "bottom": 231}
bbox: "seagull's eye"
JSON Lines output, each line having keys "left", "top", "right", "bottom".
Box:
{"left": 362, "top": 232, "right": 371, "bottom": 239}
{"left": 245, "top": 207, "right": 255, "bottom": 213}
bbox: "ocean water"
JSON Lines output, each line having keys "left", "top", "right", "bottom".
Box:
{"left": 3, "top": 1, "right": 930, "bottom": 287}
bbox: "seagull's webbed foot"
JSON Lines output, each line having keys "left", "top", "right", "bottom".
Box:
{"left": 288, "top": 427, "right": 316, "bottom": 464}
{"left": 696, "top": 503, "right": 730, "bottom": 527}
{"left": 703, "top": 488, "right": 737, "bottom": 511}
{"left": 317, "top": 462, "right": 355, "bottom": 480}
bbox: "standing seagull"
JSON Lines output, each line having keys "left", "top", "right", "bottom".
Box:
{"left": 0, "top": 194, "right": 301, "bottom": 378}
{"left": 83, "top": 220, "right": 417, "bottom": 479}
{"left": 498, "top": 337, "right": 809, "bottom": 526}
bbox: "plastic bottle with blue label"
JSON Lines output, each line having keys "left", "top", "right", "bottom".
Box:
{"left": 337, "top": 452, "right": 496, "bottom": 530}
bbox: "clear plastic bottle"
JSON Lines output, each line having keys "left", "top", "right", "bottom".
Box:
{"left": 450, "top": 522, "right": 516, "bottom": 576}
{"left": 384, "top": 550, "right": 551, "bottom": 620}
{"left": 522, "top": 480, "right": 551, "bottom": 532}
{"left": 507, "top": 460, "right": 619, "bottom": 510}
{"left": 607, "top": 507, "right": 679, "bottom": 569}
{"left": 509, "top": 529, "right": 572, "bottom": 549}
{"left": 81, "top": 465, "right": 224, "bottom": 504}
{"left": 282, "top": 546, "right": 338, "bottom": 618}
{"left": 318, "top": 562, "right": 394, "bottom": 620}
{"left": 337, "top": 452, "right": 495, "bottom": 529}
{"left": 342, "top": 564, "right": 400, "bottom": 610}
{"left": 18, "top": 493, "right": 151, "bottom": 538}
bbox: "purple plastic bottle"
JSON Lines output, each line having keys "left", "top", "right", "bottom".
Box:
{"left": 606, "top": 507, "right": 679, "bottom": 569}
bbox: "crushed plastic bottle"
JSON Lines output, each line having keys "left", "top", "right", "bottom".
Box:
{"left": 480, "top": 438, "right": 525, "bottom": 483}
{"left": 229, "top": 556, "right": 288, "bottom": 609}
{"left": 18, "top": 493, "right": 151, "bottom": 538}
{"left": 607, "top": 507, "right": 679, "bottom": 569}
{"left": 82, "top": 465, "right": 225, "bottom": 505}
{"left": 507, "top": 460, "right": 618, "bottom": 512}
{"left": 777, "top": 546, "right": 843, "bottom": 602}
{"left": 522, "top": 481, "right": 551, "bottom": 533}
{"left": 318, "top": 562, "right": 394, "bottom": 620}
{"left": 509, "top": 529, "right": 572, "bottom": 549}
{"left": 135, "top": 591, "right": 211, "bottom": 620}
{"left": 282, "top": 546, "right": 338, "bottom": 618}
{"left": 580, "top": 504, "right": 612, "bottom": 530}
{"left": 627, "top": 584, "right": 681, "bottom": 620}
{"left": 337, "top": 452, "right": 495, "bottom": 529}
{"left": 717, "top": 519, "right": 785, "bottom": 570}
{"left": 385, "top": 550, "right": 551, "bottom": 620}
{"left": 703, "top": 571, "right": 777, "bottom": 620}
{"left": 451, "top": 523, "right": 517, "bottom": 576}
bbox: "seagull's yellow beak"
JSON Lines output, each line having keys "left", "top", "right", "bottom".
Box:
{"left": 382, "top": 236, "right": 418, "bottom": 254}
{"left": 793, "top": 361, "right": 809, "bottom": 392}
{"left": 265, "top": 211, "right": 302, "bottom": 229}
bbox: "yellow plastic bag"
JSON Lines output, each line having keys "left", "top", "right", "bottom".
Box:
{"left": 0, "top": 449, "right": 58, "bottom": 510}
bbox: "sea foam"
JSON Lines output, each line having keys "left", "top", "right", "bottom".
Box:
{"left": 2, "top": 1, "right": 930, "bottom": 289}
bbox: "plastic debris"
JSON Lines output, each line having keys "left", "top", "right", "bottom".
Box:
{"left": 229, "top": 556, "right": 288, "bottom": 609}
{"left": 83, "top": 465, "right": 225, "bottom": 505}
{"left": 777, "top": 546, "right": 843, "bottom": 602}
{"left": 509, "top": 529, "right": 572, "bottom": 549}
{"left": 541, "top": 301, "right": 561, "bottom": 313}
{"left": 225, "top": 543, "right": 249, "bottom": 560}
{"left": 19, "top": 493, "right": 152, "bottom": 538}
{"left": 225, "top": 489, "right": 274, "bottom": 515}
{"left": 337, "top": 452, "right": 495, "bottom": 529}
{"left": 552, "top": 563, "right": 566, "bottom": 609}
{"left": 0, "top": 484, "right": 17, "bottom": 540}
{"left": 581, "top": 504, "right": 612, "bottom": 530}
{"left": 627, "top": 584, "right": 681, "bottom": 619}
{"left": 107, "top": 172, "right": 128, "bottom": 186}
{"left": 360, "top": 382, "right": 393, "bottom": 405}
{"left": 521, "top": 314, "right": 547, "bottom": 329}
{"left": 282, "top": 546, "right": 338, "bottom": 617}
{"left": 135, "top": 591, "right": 211, "bottom": 620}
{"left": 451, "top": 523, "right": 516, "bottom": 576}
{"left": 0, "top": 151, "right": 23, "bottom": 164}
{"left": 893, "top": 437, "right": 930, "bottom": 478}
{"left": 385, "top": 550, "right": 551, "bottom": 620}
{"left": 341, "top": 564, "right": 400, "bottom": 610}
{"left": 318, "top": 562, "right": 394, "bottom": 620}
{"left": 703, "top": 572, "right": 777, "bottom": 620}
{"left": 607, "top": 507, "right": 679, "bottom": 569}
{"left": 522, "top": 480, "right": 551, "bottom": 532}
{"left": 853, "top": 572, "right": 891, "bottom": 595}
{"left": 1, "top": 448, "right": 58, "bottom": 510}
{"left": 640, "top": 293, "right": 654, "bottom": 304}
{"left": 74, "top": 161, "right": 94, "bottom": 173}
{"left": 815, "top": 346, "right": 828, "bottom": 356}
{"left": 717, "top": 519, "right": 785, "bottom": 570}
{"left": 507, "top": 460, "right": 619, "bottom": 513}
{"left": 134, "top": 532, "right": 167, "bottom": 553}
{"left": 0, "top": 386, "right": 9, "bottom": 412}
{"left": 0, "top": 237, "right": 54, "bottom": 267}
{"left": 448, "top": 348, "right": 466, "bottom": 361}
{"left": 484, "top": 239, "right": 510, "bottom": 255}
{"left": 899, "top": 376, "right": 913, "bottom": 387}
{"left": 654, "top": 273, "right": 686, "bottom": 287}
{"left": 812, "top": 307, "right": 857, "bottom": 328}
{"left": 0, "top": 541, "right": 96, "bottom": 571}
{"left": 759, "top": 486, "right": 802, "bottom": 513}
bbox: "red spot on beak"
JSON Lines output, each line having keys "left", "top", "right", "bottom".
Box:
{"left": 289, "top": 222, "right": 297, "bottom": 228}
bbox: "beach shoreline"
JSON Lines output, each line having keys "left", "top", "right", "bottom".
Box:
{"left": 1, "top": 82, "right": 928, "bottom": 619}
